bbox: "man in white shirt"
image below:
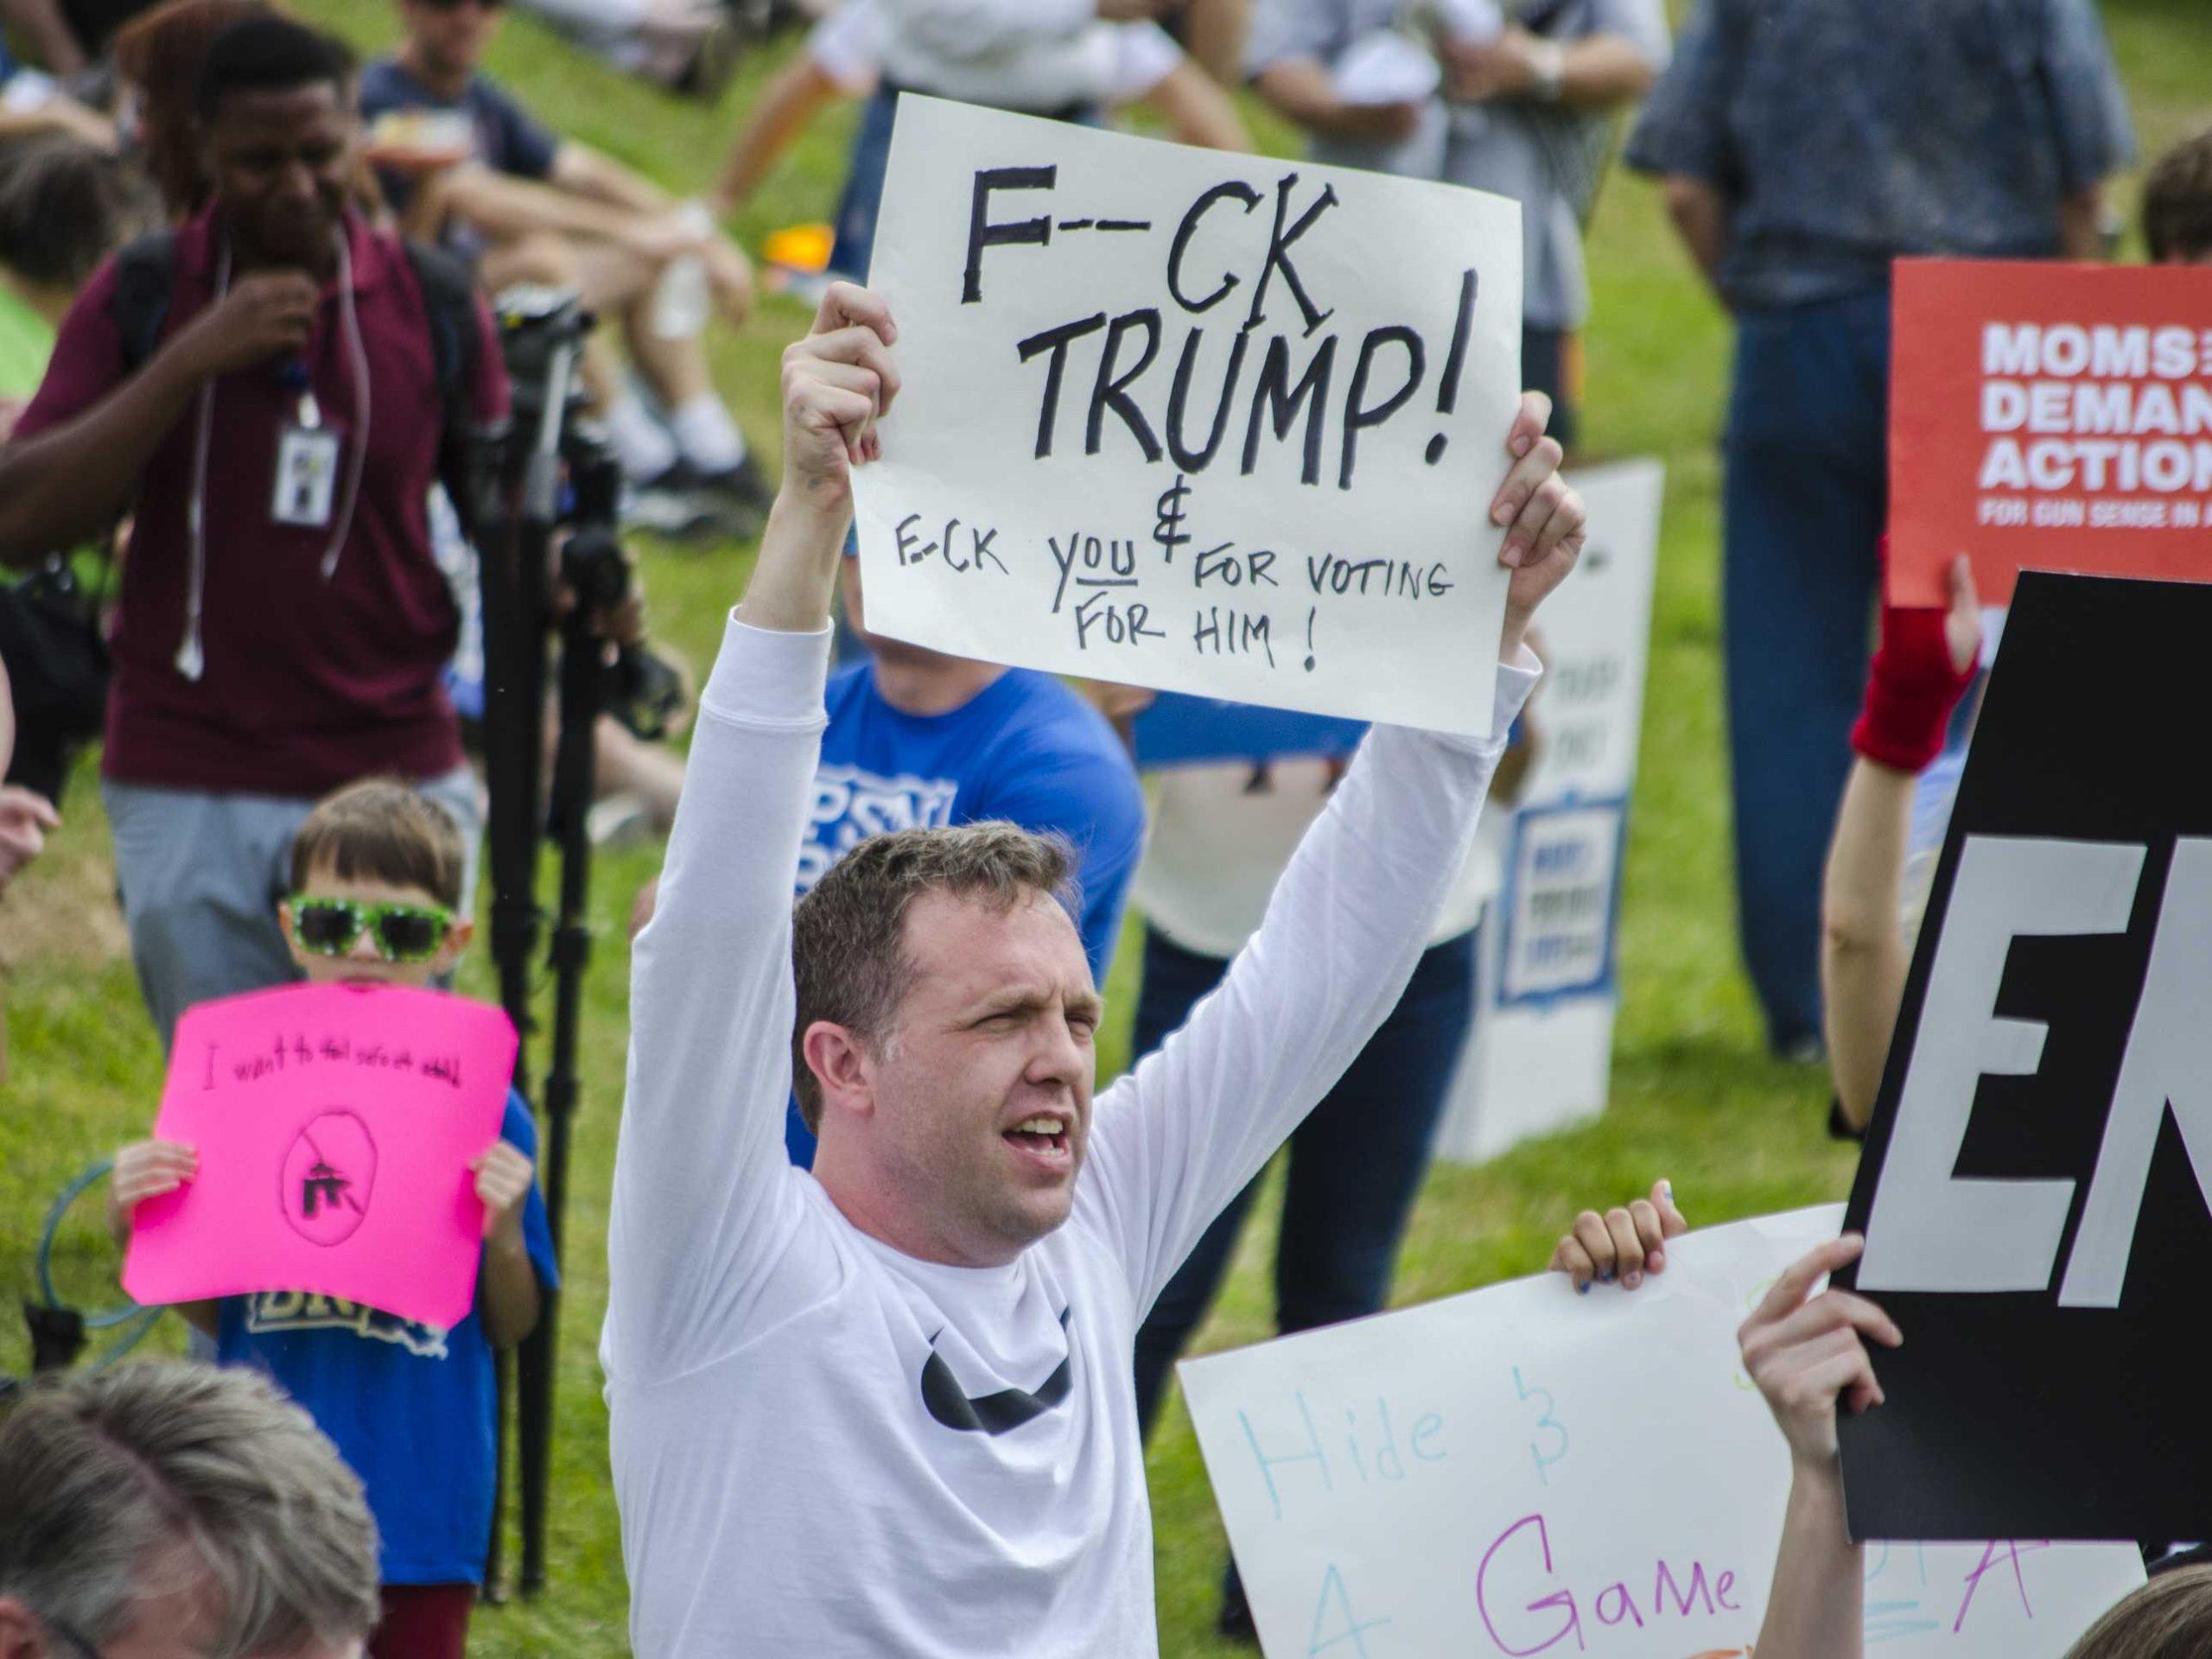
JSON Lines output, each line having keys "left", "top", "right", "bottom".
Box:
{"left": 603, "top": 282, "right": 1586, "bottom": 1655}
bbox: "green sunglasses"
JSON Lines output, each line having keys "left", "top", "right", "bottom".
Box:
{"left": 290, "top": 896, "right": 455, "bottom": 963}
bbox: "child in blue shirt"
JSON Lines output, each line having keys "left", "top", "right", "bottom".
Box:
{"left": 110, "top": 777, "right": 558, "bottom": 1659}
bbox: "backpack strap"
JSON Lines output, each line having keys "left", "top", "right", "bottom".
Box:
{"left": 402, "top": 238, "right": 482, "bottom": 422}
{"left": 108, "top": 229, "right": 180, "bottom": 375}
{"left": 401, "top": 238, "right": 503, "bottom": 545}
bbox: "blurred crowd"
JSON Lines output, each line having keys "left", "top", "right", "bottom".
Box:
{"left": 1, "top": 0, "right": 2209, "bottom": 1656}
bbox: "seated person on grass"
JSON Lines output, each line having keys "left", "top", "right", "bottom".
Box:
{"left": 362, "top": 0, "right": 771, "bottom": 537}
{"left": 107, "top": 777, "right": 559, "bottom": 1659}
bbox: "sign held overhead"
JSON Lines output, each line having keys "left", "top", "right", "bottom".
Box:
{"left": 854, "top": 96, "right": 1526, "bottom": 736}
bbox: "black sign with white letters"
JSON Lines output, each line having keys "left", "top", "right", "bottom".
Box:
{"left": 1839, "top": 570, "right": 2212, "bottom": 1541}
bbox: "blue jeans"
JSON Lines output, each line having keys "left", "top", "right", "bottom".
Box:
{"left": 1131, "top": 924, "right": 1480, "bottom": 1434}
{"left": 1722, "top": 289, "right": 1891, "bottom": 1053}
{"left": 829, "top": 86, "right": 1105, "bottom": 281}
{"left": 827, "top": 84, "right": 902, "bottom": 279}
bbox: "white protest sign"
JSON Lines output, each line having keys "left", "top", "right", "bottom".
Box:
{"left": 1434, "top": 460, "right": 1662, "bottom": 1164}
{"left": 853, "top": 95, "right": 1525, "bottom": 736}
{"left": 1179, "top": 1205, "right": 2145, "bottom": 1658}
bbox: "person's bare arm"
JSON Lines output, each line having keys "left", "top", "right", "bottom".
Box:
{"left": 709, "top": 53, "right": 843, "bottom": 218}
{"left": 0, "top": 0, "right": 86, "bottom": 77}
{"left": 741, "top": 285, "right": 901, "bottom": 631}
{"left": 1442, "top": 28, "right": 1658, "bottom": 111}
{"left": 1741, "top": 1236, "right": 1903, "bottom": 1659}
{"left": 550, "top": 141, "right": 676, "bottom": 215}
{"left": 1822, "top": 759, "right": 1914, "bottom": 1129}
{"left": 1139, "top": 56, "right": 1250, "bottom": 150}
{"left": 0, "top": 94, "right": 114, "bottom": 147}
{"left": 1179, "top": 0, "right": 1253, "bottom": 87}
{"left": 1255, "top": 57, "right": 1424, "bottom": 144}
{"left": 435, "top": 166, "right": 687, "bottom": 258}
{"left": 472, "top": 1141, "right": 543, "bottom": 1348}
{"left": 1822, "top": 556, "right": 1980, "bottom": 1131}
{"left": 1660, "top": 173, "right": 1731, "bottom": 303}
{"left": 2058, "top": 183, "right": 2107, "bottom": 260}
{"left": 0, "top": 272, "right": 317, "bottom": 567}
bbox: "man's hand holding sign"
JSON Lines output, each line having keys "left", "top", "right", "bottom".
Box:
{"left": 606, "top": 98, "right": 1587, "bottom": 1654}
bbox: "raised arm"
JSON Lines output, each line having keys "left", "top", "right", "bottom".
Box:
{"left": 1823, "top": 556, "right": 1979, "bottom": 1130}
{"left": 603, "top": 285, "right": 900, "bottom": 1381}
{"left": 1740, "top": 1234, "right": 1903, "bottom": 1659}
{"left": 1080, "top": 397, "right": 1585, "bottom": 1306}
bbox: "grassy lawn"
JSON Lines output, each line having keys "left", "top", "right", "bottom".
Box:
{"left": 3, "top": 5, "right": 2205, "bottom": 1652}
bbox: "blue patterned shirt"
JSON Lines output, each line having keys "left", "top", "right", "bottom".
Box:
{"left": 1624, "top": 0, "right": 2133, "bottom": 310}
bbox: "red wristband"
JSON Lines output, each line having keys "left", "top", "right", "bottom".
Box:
{"left": 1851, "top": 603, "right": 1976, "bottom": 773}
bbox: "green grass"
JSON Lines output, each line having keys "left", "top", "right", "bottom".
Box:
{"left": 3, "top": 6, "right": 2205, "bottom": 1652}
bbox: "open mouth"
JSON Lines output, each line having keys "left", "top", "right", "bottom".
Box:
{"left": 1001, "top": 1115, "right": 1071, "bottom": 1164}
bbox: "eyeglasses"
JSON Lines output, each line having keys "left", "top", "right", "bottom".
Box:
{"left": 290, "top": 896, "right": 454, "bottom": 963}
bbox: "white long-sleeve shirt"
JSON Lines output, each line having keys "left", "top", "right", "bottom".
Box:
{"left": 603, "top": 614, "right": 1537, "bottom": 1656}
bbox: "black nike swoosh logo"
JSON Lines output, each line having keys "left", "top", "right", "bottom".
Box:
{"left": 919, "top": 1309, "right": 1074, "bottom": 1435}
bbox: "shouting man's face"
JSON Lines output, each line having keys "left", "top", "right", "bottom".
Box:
{"left": 812, "top": 888, "right": 1100, "bottom": 1267}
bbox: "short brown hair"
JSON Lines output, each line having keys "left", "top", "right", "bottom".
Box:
{"left": 791, "top": 822, "right": 1076, "bottom": 1134}
{"left": 2064, "top": 1563, "right": 2212, "bottom": 1656}
{"left": 289, "top": 776, "right": 467, "bottom": 908}
{"left": 0, "top": 1363, "right": 380, "bottom": 1654}
{"left": 2143, "top": 125, "right": 2212, "bottom": 263}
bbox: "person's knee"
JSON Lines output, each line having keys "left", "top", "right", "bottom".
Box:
{"left": 486, "top": 231, "right": 581, "bottom": 291}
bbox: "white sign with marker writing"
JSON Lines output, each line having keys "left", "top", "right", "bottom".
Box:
{"left": 1179, "top": 1205, "right": 2145, "bottom": 1658}
{"left": 1437, "top": 459, "right": 1664, "bottom": 1166}
{"left": 853, "top": 95, "right": 1525, "bottom": 735}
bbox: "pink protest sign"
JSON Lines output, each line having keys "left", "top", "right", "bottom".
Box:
{"left": 123, "top": 982, "right": 518, "bottom": 1330}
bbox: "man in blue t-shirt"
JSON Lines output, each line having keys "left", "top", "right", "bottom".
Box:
{"left": 360, "top": 0, "right": 769, "bottom": 537}
{"left": 634, "top": 549, "right": 1147, "bottom": 1166}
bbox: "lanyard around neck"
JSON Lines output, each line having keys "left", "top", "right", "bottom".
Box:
{"left": 175, "top": 226, "right": 374, "bottom": 683}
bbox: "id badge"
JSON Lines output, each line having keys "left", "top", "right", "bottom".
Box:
{"left": 272, "top": 424, "right": 342, "bottom": 529}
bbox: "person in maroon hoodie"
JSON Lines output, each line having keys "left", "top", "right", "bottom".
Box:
{"left": 0, "top": 15, "right": 506, "bottom": 1048}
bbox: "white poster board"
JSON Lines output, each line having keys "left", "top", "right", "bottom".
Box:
{"left": 1179, "top": 1205, "right": 2145, "bottom": 1659}
{"left": 854, "top": 95, "right": 1526, "bottom": 736}
{"left": 1435, "top": 459, "right": 1663, "bottom": 1163}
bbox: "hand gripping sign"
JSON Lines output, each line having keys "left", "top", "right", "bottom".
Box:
{"left": 123, "top": 982, "right": 518, "bottom": 1331}
{"left": 852, "top": 95, "right": 1526, "bottom": 736}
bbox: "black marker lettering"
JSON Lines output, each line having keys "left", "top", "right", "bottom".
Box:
{"left": 1167, "top": 327, "right": 1250, "bottom": 473}
{"left": 1087, "top": 308, "right": 1164, "bottom": 461}
{"left": 1340, "top": 326, "right": 1426, "bottom": 490}
{"left": 963, "top": 166, "right": 1057, "bottom": 304}
{"left": 1242, "top": 334, "right": 1337, "bottom": 486}
{"left": 1244, "top": 175, "right": 1339, "bottom": 339}
{"left": 1168, "top": 181, "right": 1262, "bottom": 315}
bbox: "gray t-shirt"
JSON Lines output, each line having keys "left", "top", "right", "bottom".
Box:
{"left": 1245, "top": 0, "right": 1670, "bottom": 329}
{"left": 1623, "top": 0, "right": 2133, "bottom": 311}
{"left": 1440, "top": 0, "right": 1670, "bottom": 330}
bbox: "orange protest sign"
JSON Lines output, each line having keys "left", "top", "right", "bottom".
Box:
{"left": 1887, "top": 258, "right": 2212, "bottom": 606}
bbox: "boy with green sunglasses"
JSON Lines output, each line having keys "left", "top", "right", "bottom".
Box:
{"left": 108, "top": 777, "right": 558, "bottom": 1659}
